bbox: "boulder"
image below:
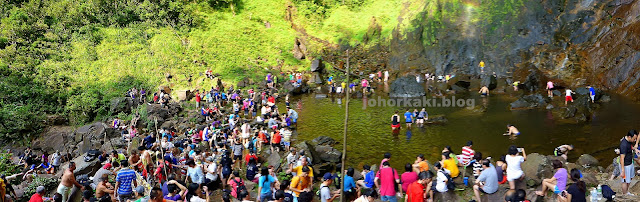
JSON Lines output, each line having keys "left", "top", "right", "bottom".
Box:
{"left": 295, "top": 141, "right": 316, "bottom": 164}
{"left": 523, "top": 69, "right": 541, "bottom": 91}
{"left": 267, "top": 152, "right": 282, "bottom": 171}
{"left": 32, "top": 126, "right": 74, "bottom": 154}
{"left": 310, "top": 59, "right": 324, "bottom": 72}
{"left": 581, "top": 172, "right": 598, "bottom": 186}
{"left": 521, "top": 153, "right": 554, "bottom": 186}
{"left": 75, "top": 122, "right": 108, "bottom": 146}
{"left": 61, "top": 154, "right": 102, "bottom": 176}
{"left": 453, "top": 80, "right": 471, "bottom": 89}
{"left": 237, "top": 77, "right": 252, "bottom": 88}
{"left": 389, "top": 76, "right": 426, "bottom": 97}
{"left": 284, "top": 81, "right": 309, "bottom": 95}
{"left": 599, "top": 95, "right": 611, "bottom": 102}
{"left": 127, "top": 137, "right": 142, "bottom": 155}
{"left": 510, "top": 94, "right": 548, "bottom": 109}
{"left": 427, "top": 115, "right": 448, "bottom": 124}
{"left": 312, "top": 163, "right": 337, "bottom": 179}
{"left": 433, "top": 191, "right": 462, "bottom": 202}
{"left": 312, "top": 136, "right": 336, "bottom": 146}
{"left": 546, "top": 104, "right": 554, "bottom": 109}
{"left": 293, "top": 38, "right": 307, "bottom": 60}
{"left": 314, "top": 145, "right": 342, "bottom": 163}
{"left": 576, "top": 154, "right": 599, "bottom": 168}
{"left": 158, "top": 85, "right": 171, "bottom": 94}
{"left": 176, "top": 90, "right": 192, "bottom": 101}
{"left": 481, "top": 75, "right": 498, "bottom": 90}
{"left": 110, "top": 97, "right": 133, "bottom": 115}
{"left": 552, "top": 90, "right": 562, "bottom": 96}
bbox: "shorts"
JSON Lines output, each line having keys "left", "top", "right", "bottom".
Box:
{"left": 515, "top": 132, "right": 521, "bottom": 136}
{"left": 118, "top": 193, "right": 133, "bottom": 202}
{"left": 267, "top": 80, "right": 272, "bottom": 83}
{"left": 622, "top": 164, "right": 634, "bottom": 183}
{"left": 234, "top": 155, "right": 242, "bottom": 160}
{"left": 406, "top": 121, "right": 412, "bottom": 124}
{"left": 292, "top": 118, "right": 297, "bottom": 123}
{"left": 380, "top": 195, "right": 397, "bottom": 202}
{"left": 553, "top": 185, "right": 562, "bottom": 194}
{"left": 565, "top": 96, "right": 573, "bottom": 102}
{"left": 590, "top": 95, "right": 595, "bottom": 100}
{"left": 499, "top": 175, "right": 507, "bottom": 184}
{"left": 416, "top": 119, "right": 424, "bottom": 124}
{"left": 481, "top": 93, "right": 487, "bottom": 96}
{"left": 507, "top": 170, "right": 523, "bottom": 182}
{"left": 391, "top": 124, "right": 400, "bottom": 128}
{"left": 283, "top": 141, "right": 290, "bottom": 146}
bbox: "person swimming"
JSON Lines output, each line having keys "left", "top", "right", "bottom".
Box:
{"left": 504, "top": 124, "right": 520, "bottom": 136}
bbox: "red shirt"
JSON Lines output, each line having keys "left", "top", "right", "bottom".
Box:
{"left": 195, "top": 93, "right": 201, "bottom": 102}
{"left": 245, "top": 154, "right": 257, "bottom": 164}
{"left": 29, "top": 193, "right": 44, "bottom": 202}
{"left": 272, "top": 132, "right": 282, "bottom": 144}
{"left": 406, "top": 181, "right": 426, "bottom": 202}
{"left": 259, "top": 132, "right": 268, "bottom": 143}
{"left": 268, "top": 96, "right": 275, "bottom": 103}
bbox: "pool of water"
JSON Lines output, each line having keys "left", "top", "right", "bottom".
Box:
{"left": 284, "top": 82, "right": 640, "bottom": 171}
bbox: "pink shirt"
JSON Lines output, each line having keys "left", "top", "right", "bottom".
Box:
{"left": 401, "top": 172, "right": 418, "bottom": 192}
{"left": 361, "top": 79, "right": 369, "bottom": 87}
{"left": 547, "top": 81, "right": 554, "bottom": 89}
{"left": 376, "top": 167, "right": 399, "bottom": 196}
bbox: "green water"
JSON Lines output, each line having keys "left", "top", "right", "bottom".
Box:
{"left": 284, "top": 83, "right": 640, "bottom": 171}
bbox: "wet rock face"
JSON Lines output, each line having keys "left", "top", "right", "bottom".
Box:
{"left": 510, "top": 94, "right": 549, "bottom": 109}
{"left": 389, "top": 76, "right": 426, "bottom": 97}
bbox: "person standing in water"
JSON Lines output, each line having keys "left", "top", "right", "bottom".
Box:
{"left": 416, "top": 108, "right": 427, "bottom": 128}
{"left": 404, "top": 109, "right": 414, "bottom": 129}
{"left": 479, "top": 85, "right": 489, "bottom": 97}
{"left": 546, "top": 81, "right": 554, "bottom": 98}
{"left": 391, "top": 111, "right": 401, "bottom": 131}
{"left": 504, "top": 124, "right": 520, "bottom": 136}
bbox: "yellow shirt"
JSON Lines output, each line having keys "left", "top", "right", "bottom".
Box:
{"left": 290, "top": 175, "right": 311, "bottom": 197}
{"left": 291, "top": 165, "right": 314, "bottom": 177}
{"left": 479, "top": 61, "right": 485, "bottom": 67}
{"left": 443, "top": 158, "right": 459, "bottom": 178}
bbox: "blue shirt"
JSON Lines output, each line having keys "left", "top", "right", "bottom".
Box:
{"left": 404, "top": 112, "right": 413, "bottom": 122}
{"left": 258, "top": 175, "right": 277, "bottom": 194}
{"left": 344, "top": 176, "right": 356, "bottom": 192}
{"left": 589, "top": 87, "right": 595, "bottom": 95}
{"left": 116, "top": 168, "right": 137, "bottom": 195}
{"left": 187, "top": 166, "right": 205, "bottom": 184}
{"left": 363, "top": 171, "right": 375, "bottom": 188}
{"left": 477, "top": 164, "right": 499, "bottom": 194}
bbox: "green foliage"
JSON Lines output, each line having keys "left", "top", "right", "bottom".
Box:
{"left": 0, "top": 152, "right": 20, "bottom": 176}
{"left": 22, "top": 177, "right": 59, "bottom": 201}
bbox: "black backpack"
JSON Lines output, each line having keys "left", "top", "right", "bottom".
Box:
{"left": 84, "top": 149, "right": 101, "bottom": 162}
{"left": 440, "top": 170, "right": 456, "bottom": 190}
{"left": 233, "top": 179, "right": 246, "bottom": 199}
{"left": 601, "top": 185, "right": 615, "bottom": 201}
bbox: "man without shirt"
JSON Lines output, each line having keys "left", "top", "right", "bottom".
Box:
{"left": 57, "top": 162, "right": 84, "bottom": 202}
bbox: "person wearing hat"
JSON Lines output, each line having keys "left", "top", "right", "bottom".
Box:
{"left": 320, "top": 173, "right": 341, "bottom": 202}
{"left": 28, "top": 186, "right": 45, "bottom": 202}
{"left": 131, "top": 186, "right": 148, "bottom": 202}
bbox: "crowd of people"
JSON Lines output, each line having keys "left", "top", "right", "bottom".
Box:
{"left": 0, "top": 68, "right": 631, "bottom": 202}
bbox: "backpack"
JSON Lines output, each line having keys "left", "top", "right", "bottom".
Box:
{"left": 601, "top": 185, "right": 615, "bottom": 200}
{"left": 233, "top": 179, "right": 246, "bottom": 199}
{"left": 440, "top": 170, "right": 456, "bottom": 190}
{"left": 84, "top": 149, "right": 101, "bottom": 162}
{"left": 316, "top": 185, "right": 330, "bottom": 198}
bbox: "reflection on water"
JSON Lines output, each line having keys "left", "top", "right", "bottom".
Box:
{"left": 286, "top": 91, "right": 640, "bottom": 171}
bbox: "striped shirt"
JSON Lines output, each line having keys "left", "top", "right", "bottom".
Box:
{"left": 459, "top": 146, "right": 475, "bottom": 166}
{"left": 116, "top": 168, "right": 136, "bottom": 195}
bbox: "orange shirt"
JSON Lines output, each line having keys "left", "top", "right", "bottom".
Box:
{"left": 417, "top": 161, "right": 429, "bottom": 172}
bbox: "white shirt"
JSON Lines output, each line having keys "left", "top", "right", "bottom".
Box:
{"left": 51, "top": 153, "right": 61, "bottom": 166}
{"left": 287, "top": 153, "right": 297, "bottom": 167}
{"left": 505, "top": 155, "right": 524, "bottom": 175}
{"left": 436, "top": 170, "right": 449, "bottom": 192}
{"left": 189, "top": 196, "right": 206, "bottom": 202}
{"left": 206, "top": 162, "right": 218, "bottom": 181}
{"left": 565, "top": 89, "right": 573, "bottom": 96}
